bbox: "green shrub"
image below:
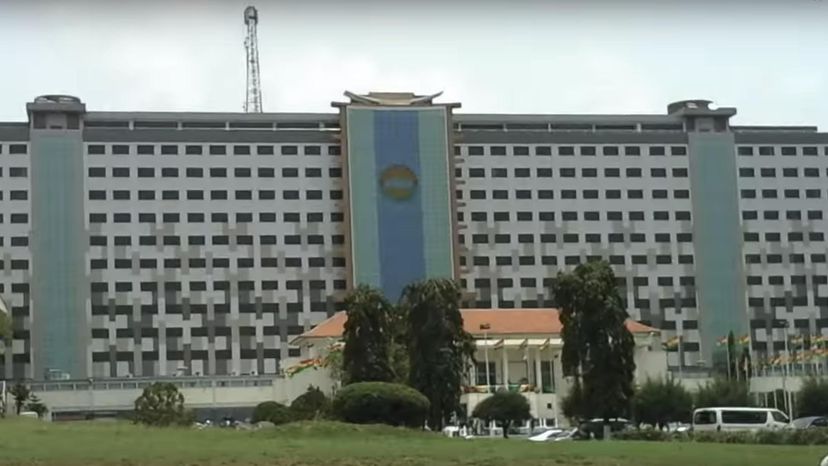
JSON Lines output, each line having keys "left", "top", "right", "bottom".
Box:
{"left": 614, "top": 429, "right": 673, "bottom": 442}
{"left": 796, "top": 377, "right": 828, "bottom": 418}
{"left": 471, "top": 392, "right": 531, "bottom": 438}
{"left": 133, "top": 382, "right": 193, "bottom": 427}
{"left": 252, "top": 401, "right": 293, "bottom": 425}
{"left": 332, "top": 382, "right": 429, "bottom": 428}
{"left": 290, "top": 386, "right": 331, "bottom": 420}
{"left": 616, "top": 428, "right": 828, "bottom": 445}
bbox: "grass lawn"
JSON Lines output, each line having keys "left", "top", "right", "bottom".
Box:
{"left": 0, "top": 420, "right": 824, "bottom": 466}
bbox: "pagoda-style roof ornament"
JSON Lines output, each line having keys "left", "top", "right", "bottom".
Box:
{"left": 343, "top": 90, "right": 443, "bottom": 106}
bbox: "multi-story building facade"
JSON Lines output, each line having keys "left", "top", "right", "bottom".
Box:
{"left": 1, "top": 93, "right": 826, "bottom": 381}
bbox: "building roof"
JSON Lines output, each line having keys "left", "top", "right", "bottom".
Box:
{"left": 293, "top": 308, "right": 658, "bottom": 344}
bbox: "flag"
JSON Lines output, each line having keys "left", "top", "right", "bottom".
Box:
{"left": 662, "top": 336, "right": 680, "bottom": 350}
{"left": 791, "top": 334, "right": 805, "bottom": 346}
{"left": 493, "top": 339, "right": 505, "bottom": 350}
{"left": 716, "top": 336, "right": 729, "bottom": 347}
{"left": 0, "top": 295, "right": 9, "bottom": 315}
{"left": 738, "top": 334, "right": 751, "bottom": 345}
{"left": 285, "top": 358, "right": 322, "bottom": 377}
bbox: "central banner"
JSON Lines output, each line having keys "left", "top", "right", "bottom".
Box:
{"left": 345, "top": 105, "right": 455, "bottom": 301}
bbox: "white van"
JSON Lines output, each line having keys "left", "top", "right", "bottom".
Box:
{"left": 692, "top": 407, "right": 789, "bottom": 432}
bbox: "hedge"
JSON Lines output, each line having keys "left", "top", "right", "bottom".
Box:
{"left": 252, "top": 401, "right": 293, "bottom": 425}
{"left": 614, "top": 428, "right": 828, "bottom": 445}
{"left": 332, "top": 382, "right": 429, "bottom": 428}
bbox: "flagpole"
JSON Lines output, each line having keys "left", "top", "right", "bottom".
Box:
{"left": 783, "top": 328, "right": 791, "bottom": 417}
{"left": 678, "top": 335, "right": 684, "bottom": 381}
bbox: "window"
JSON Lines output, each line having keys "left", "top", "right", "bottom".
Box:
{"left": 161, "top": 145, "right": 178, "bottom": 155}
{"left": 651, "top": 168, "right": 666, "bottom": 177}
{"left": 671, "top": 146, "right": 687, "bottom": 156}
{"left": 492, "top": 168, "right": 507, "bottom": 178}
{"left": 281, "top": 145, "right": 298, "bottom": 155}
{"left": 626, "top": 168, "right": 642, "bottom": 177}
{"left": 649, "top": 146, "right": 665, "bottom": 156}
{"left": 738, "top": 146, "right": 754, "bottom": 156}
{"left": 562, "top": 211, "right": 577, "bottom": 221}
{"left": 490, "top": 146, "right": 506, "bottom": 156}
{"left": 535, "top": 146, "right": 551, "bottom": 156}
{"left": 603, "top": 146, "right": 619, "bottom": 156}
{"left": 759, "top": 146, "right": 774, "bottom": 156}
{"left": 161, "top": 167, "right": 178, "bottom": 177}
{"left": 560, "top": 168, "right": 575, "bottom": 177}
{"left": 209, "top": 145, "right": 226, "bottom": 155}
{"left": 558, "top": 146, "right": 574, "bottom": 156}
{"left": 234, "top": 167, "right": 251, "bottom": 177}
{"left": 672, "top": 168, "right": 688, "bottom": 177}
{"left": 537, "top": 168, "right": 553, "bottom": 177}
{"left": 605, "top": 168, "right": 620, "bottom": 177}
{"left": 9, "top": 167, "right": 27, "bottom": 177}
{"left": 88, "top": 167, "right": 105, "bottom": 177}
{"left": 233, "top": 145, "right": 251, "bottom": 155}
{"left": 805, "top": 168, "right": 820, "bottom": 177}
{"left": 627, "top": 190, "right": 643, "bottom": 199}
{"left": 741, "top": 189, "right": 756, "bottom": 199}
{"left": 161, "top": 190, "right": 178, "bottom": 200}
{"left": 87, "top": 144, "right": 105, "bottom": 155}
{"left": 624, "top": 146, "right": 641, "bottom": 156}
{"left": 675, "top": 211, "right": 691, "bottom": 221}
{"left": 721, "top": 411, "right": 767, "bottom": 424}
{"left": 137, "top": 145, "right": 155, "bottom": 155}
{"left": 113, "top": 190, "right": 130, "bottom": 200}
{"left": 808, "top": 210, "right": 823, "bottom": 220}
{"left": 185, "top": 145, "right": 203, "bottom": 155}
{"left": 761, "top": 168, "right": 776, "bottom": 178}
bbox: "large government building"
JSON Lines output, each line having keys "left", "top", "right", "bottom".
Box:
{"left": 1, "top": 92, "right": 827, "bottom": 381}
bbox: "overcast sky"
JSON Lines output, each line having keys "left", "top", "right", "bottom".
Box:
{"left": 1, "top": 0, "right": 827, "bottom": 128}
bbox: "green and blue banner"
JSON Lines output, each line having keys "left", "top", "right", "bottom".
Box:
{"left": 346, "top": 106, "right": 455, "bottom": 300}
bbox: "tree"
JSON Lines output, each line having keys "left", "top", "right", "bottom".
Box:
{"left": 133, "top": 382, "right": 192, "bottom": 427}
{"left": 9, "top": 383, "right": 30, "bottom": 415}
{"left": 472, "top": 392, "right": 531, "bottom": 438}
{"left": 290, "top": 385, "right": 330, "bottom": 420}
{"left": 0, "top": 311, "right": 12, "bottom": 352}
{"left": 553, "top": 261, "right": 636, "bottom": 439}
{"left": 796, "top": 377, "right": 828, "bottom": 418}
{"left": 694, "top": 377, "right": 753, "bottom": 408}
{"left": 25, "top": 394, "right": 48, "bottom": 419}
{"left": 252, "top": 401, "right": 293, "bottom": 425}
{"left": 561, "top": 379, "right": 589, "bottom": 423}
{"left": 342, "top": 285, "right": 396, "bottom": 384}
{"left": 401, "top": 279, "right": 476, "bottom": 431}
{"left": 633, "top": 377, "right": 692, "bottom": 429}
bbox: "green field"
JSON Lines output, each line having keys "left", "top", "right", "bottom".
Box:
{"left": 0, "top": 420, "right": 823, "bottom": 466}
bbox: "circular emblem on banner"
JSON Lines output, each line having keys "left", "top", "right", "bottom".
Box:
{"left": 379, "top": 165, "right": 418, "bottom": 200}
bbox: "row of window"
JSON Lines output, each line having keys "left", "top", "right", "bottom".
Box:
{"left": 462, "top": 188, "right": 691, "bottom": 200}
{"left": 743, "top": 231, "right": 825, "bottom": 242}
{"left": 464, "top": 274, "right": 695, "bottom": 289}
{"left": 745, "top": 254, "right": 828, "bottom": 264}
{"left": 737, "top": 146, "right": 828, "bottom": 157}
{"left": 0, "top": 167, "right": 27, "bottom": 177}
{"left": 87, "top": 189, "right": 344, "bottom": 201}
{"left": 738, "top": 167, "right": 827, "bottom": 178}
{"left": 89, "top": 280, "right": 343, "bottom": 292}
{"left": 463, "top": 167, "right": 689, "bottom": 179}
{"left": 461, "top": 210, "right": 692, "bottom": 222}
{"left": 747, "top": 296, "right": 828, "bottom": 308}
{"left": 0, "top": 144, "right": 28, "bottom": 154}
{"left": 88, "top": 166, "right": 342, "bottom": 179}
{"left": 747, "top": 275, "right": 828, "bottom": 286}
{"left": 742, "top": 210, "right": 825, "bottom": 221}
{"left": 89, "top": 212, "right": 344, "bottom": 224}
{"left": 462, "top": 232, "right": 693, "bottom": 244}
{"left": 462, "top": 145, "right": 688, "bottom": 157}
{"left": 0, "top": 213, "right": 28, "bottom": 224}
{"left": 90, "top": 256, "right": 346, "bottom": 270}
{"left": 463, "top": 254, "right": 694, "bottom": 266}
{"left": 741, "top": 189, "right": 827, "bottom": 200}
{"left": 88, "top": 234, "right": 345, "bottom": 247}
{"left": 0, "top": 191, "right": 28, "bottom": 201}
{"left": 87, "top": 144, "right": 340, "bottom": 157}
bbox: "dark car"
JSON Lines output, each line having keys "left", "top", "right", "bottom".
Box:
{"left": 791, "top": 416, "right": 828, "bottom": 429}
{"left": 577, "top": 418, "right": 634, "bottom": 440}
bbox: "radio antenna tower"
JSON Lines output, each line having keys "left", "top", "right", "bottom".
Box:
{"left": 243, "top": 6, "right": 263, "bottom": 113}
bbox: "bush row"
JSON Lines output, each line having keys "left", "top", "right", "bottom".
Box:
{"left": 614, "top": 428, "right": 828, "bottom": 445}
{"left": 254, "top": 382, "right": 430, "bottom": 428}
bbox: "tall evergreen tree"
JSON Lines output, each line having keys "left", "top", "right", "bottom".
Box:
{"left": 401, "top": 279, "right": 475, "bottom": 430}
{"left": 342, "top": 285, "right": 395, "bottom": 384}
{"left": 554, "top": 261, "right": 636, "bottom": 438}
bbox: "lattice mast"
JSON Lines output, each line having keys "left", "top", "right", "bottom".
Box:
{"left": 243, "top": 6, "right": 263, "bottom": 113}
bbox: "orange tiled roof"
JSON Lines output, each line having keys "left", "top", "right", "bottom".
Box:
{"left": 298, "top": 308, "right": 657, "bottom": 341}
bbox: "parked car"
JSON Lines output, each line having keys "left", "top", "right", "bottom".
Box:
{"left": 577, "top": 418, "right": 634, "bottom": 439}
{"left": 791, "top": 416, "right": 828, "bottom": 429}
{"left": 692, "top": 407, "right": 789, "bottom": 432}
{"left": 528, "top": 428, "right": 564, "bottom": 442}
